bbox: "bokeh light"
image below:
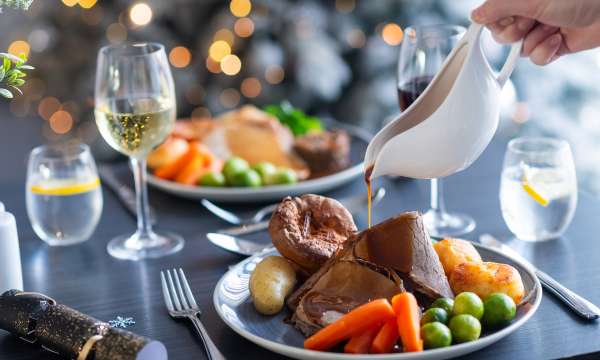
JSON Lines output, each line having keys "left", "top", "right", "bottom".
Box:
{"left": 130, "top": 3, "right": 153, "bottom": 26}
{"left": 214, "top": 29, "right": 235, "bottom": 46}
{"left": 219, "top": 88, "right": 241, "bottom": 108}
{"left": 206, "top": 57, "right": 221, "bottom": 74}
{"left": 240, "top": 77, "right": 261, "bottom": 98}
{"left": 347, "top": 29, "right": 366, "bottom": 48}
{"left": 78, "top": 0, "right": 98, "bottom": 9}
{"left": 185, "top": 85, "right": 205, "bottom": 105}
{"left": 106, "top": 23, "right": 127, "bottom": 44}
{"left": 230, "top": 0, "right": 251, "bottom": 17}
{"left": 38, "top": 97, "right": 61, "bottom": 120}
{"left": 265, "top": 65, "right": 284, "bottom": 84}
{"left": 61, "top": 0, "right": 78, "bottom": 7}
{"left": 234, "top": 18, "right": 254, "bottom": 38}
{"left": 381, "top": 23, "right": 404, "bottom": 46}
{"left": 191, "top": 106, "right": 211, "bottom": 119}
{"left": 335, "top": 0, "right": 355, "bottom": 13}
{"left": 208, "top": 40, "right": 231, "bottom": 62}
{"left": 8, "top": 40, "right": 30, "bottom": 58}
{"left": 220, "top": 54, "right": 242, "bottom": 75}
{"left": 28, "top": 29, "right": 51, "bottom": 52}
{"left": 49, "top": 110, "right": 73, "bottom": 134}
{"left": 169, "top": 46, "right": 192, "bottom": 68}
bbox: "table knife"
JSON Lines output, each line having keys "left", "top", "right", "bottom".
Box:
{"left": 98, "top": 164, "right": 157, "bottom": 225}
{"left": 479, "top": 234, "right": 600, "bottom": 321}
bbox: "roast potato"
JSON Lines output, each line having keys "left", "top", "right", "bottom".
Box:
{"left": 433, "top": 238, "right": 483, "bottom": 276}
{"left": 249, "top": 256, "right": 297, "bottom": 315}
{"left": 449, "top": 262, "right": 525, "bottom": 303}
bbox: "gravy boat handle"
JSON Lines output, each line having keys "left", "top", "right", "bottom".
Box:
{"left": 465, "top": 23, "right": 523, "bottom": 87}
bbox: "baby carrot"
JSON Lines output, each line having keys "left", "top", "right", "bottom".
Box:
{"left": 174, "top": 152, "right": 206, "bottom": 185}
{"left": 392, "top": 293, "right": 423, "bottom": 352}
{"left": 370, "top": 319, "right": 399, "bottom": 354}
{"left": 154, "top": 141, "right": 200, "bottom": 180}
{"left": 344, "top": 326, "right": 380, "bottom": 354}
{"left": 304, "top": 299, "right": 396, "bottom": 351}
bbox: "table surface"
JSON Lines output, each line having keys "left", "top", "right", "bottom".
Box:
{"left": 1, "top": 112, "right": 600, "bottom": 360}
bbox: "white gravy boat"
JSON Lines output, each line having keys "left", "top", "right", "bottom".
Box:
{"left": 365, "top": 23, "right": 522, "bottom": 180}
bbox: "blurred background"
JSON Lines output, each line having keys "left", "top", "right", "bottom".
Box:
{"left": 1, "top": 0, "right": 600, "bottom": 194}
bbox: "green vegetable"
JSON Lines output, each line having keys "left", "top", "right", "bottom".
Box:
{"left": 0, "top": 52, "right": 34, "bottom": 99}
{"left": 482, "top": 293, "right": 517, "bottom": 328}
{"left": 252, "top": 162, "right": 277, "bottom": 182}
{"left": 453, "top": 292, "right": 484, "bottom": 320}
{"left": 421, "top": 322, "right": 452, "bottom": 349}
{"left": 230, "top": 169, "right": 262, "bottom": 187}
{"left": 199, "top": 172, "right": 226, "bottom": 187}
{"left": 223, "top": 157, "right": 249, "bottom": 183}
{"left": 448, "top": 314, "right": 481, "bottom": 343}
{"left": 268, "top": 168, "right": 298, "bottom": 185}
{"left": 264, "top": 101, "right": 323, "bottom": 136}
{"left": 431, "top": 298, "right": 454, "bottom": 315}
{"left": 421, "top": 308, "right": 449, "bottom": 325}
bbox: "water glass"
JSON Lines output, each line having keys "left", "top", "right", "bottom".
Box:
{"left": 500, "top": 137, "right": 577, "bottom": 241}
{"left": 26, "top": 143, "right": 103, "bottom": 246}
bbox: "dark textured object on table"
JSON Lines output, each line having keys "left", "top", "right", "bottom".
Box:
{"left": 293, "top": 129, "right": 351, "bottom": 178}
{"left": 0, "top": 290, "right": 166, "bottom": 360}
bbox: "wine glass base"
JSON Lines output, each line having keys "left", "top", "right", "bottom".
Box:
{"left": 423, "top": 209, "right": 476, "bottom": 238}
{"left": 107, "top": 231, "right": 184, "bottom": 261}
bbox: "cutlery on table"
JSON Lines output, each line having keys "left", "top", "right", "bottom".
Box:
{"left": 201, "top": 199, "right": 277, "bottom": 225}
{"left": 213, "top": 187, "right": 387, "bottom": 236}
{"left": 207, "top": 233, "right": 273, "bottom": 256}
{"left": 479, "top": 234, "right": 600, "bottom": 321}
{"left": 161, "top": 268, "right": 225, "bottom": 360}
{"left": 98, "top": 164, "right": 157, "bottom": 225}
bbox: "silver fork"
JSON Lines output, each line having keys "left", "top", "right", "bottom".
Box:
{"left": 161, "top": 268, "right": 226, "bottom": 360}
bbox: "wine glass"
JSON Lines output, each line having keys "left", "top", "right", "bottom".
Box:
{"left": 94, "top": 42, "right": 184, "bottom": 260}
{"left": 26, "top": 143, "right": 103, "bottom": 246}
{"left": 500, "top": 137, "right": 577, "bottom": 241}
{"left": 397, "top": 24, "right": 476, "bottom": 237}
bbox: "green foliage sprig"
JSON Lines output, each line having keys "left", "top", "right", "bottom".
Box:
{"left": 0, "top": 53, "right": 34, "bottom": 99}
{"left": 0, "top": 0, "right": 34, "bottom": 11}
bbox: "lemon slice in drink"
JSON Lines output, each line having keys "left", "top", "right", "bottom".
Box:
{"left": 29, "top": 178, "right": 101, "bottom": 196}
{"left": 521, "top": 179, "right": 549, "bottom": 207}
{"left": 521, "top": 167, "right": 571, "bottom": 207}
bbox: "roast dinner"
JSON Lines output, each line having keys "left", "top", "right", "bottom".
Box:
{"left": 246, "top": 194, "right": 526, "bottom": 354}
{"left": 147, "top": 103, "right": 352, "bottom": 188}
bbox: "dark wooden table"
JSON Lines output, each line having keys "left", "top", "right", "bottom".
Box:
{"left": 1, "top": 112, "right": 600, "bottom": 360}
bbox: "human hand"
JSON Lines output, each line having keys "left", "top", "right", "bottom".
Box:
{"left": 471, "top": 0, "right": 600, "bottom": 65}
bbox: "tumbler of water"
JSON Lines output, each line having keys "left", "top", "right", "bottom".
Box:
{"left": 26, "top": 143, "right": 103, "bottom": 246}
{"left": 500, "top": 137, "right": 577, "bottom": 242}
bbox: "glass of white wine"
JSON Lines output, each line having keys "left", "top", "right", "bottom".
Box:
{"left": 94, "top": 42, "right": 184, "bottom": 260}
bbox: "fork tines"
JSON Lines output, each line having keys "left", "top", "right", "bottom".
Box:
{"left": 160, "top": 268, "right": 199, "bottom": 314}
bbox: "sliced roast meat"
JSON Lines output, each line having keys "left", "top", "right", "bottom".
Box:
{"left": 353, "top": 211, "right": 454, "bottom": 299}
{"left": 293, "top": 129, "right": 351, "bottom": 178}
{"left": 291, "top": 260, "right": 404, "bottom": 336}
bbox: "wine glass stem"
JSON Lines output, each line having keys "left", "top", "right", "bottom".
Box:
{"left": 131, "top": 157, "right": 153, "bottom": 238}
{"left": 430, "top": 178, "right": 446, "bottom": 213}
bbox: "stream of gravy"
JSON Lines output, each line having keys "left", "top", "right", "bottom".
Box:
{"left": 365, "top": 165, "right": 374, "bottom": 228}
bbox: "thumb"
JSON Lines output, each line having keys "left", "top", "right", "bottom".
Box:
{"left": 471, "top": 0, "right": 538, "bottom": 24}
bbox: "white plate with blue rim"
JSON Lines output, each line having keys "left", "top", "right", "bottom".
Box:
{"left": 213, "top": 242, "right": 542, "bottom": 360}
{"left": 147, "top": 122, "right": 371, "bottom": 203}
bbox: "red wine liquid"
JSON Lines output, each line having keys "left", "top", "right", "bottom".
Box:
{"left": 397, "top": 75, "right": 434, "bottom": 111}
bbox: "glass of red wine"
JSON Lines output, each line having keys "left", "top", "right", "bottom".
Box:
{"left": 397, "top": 24, "right": 475, "bottom": 237}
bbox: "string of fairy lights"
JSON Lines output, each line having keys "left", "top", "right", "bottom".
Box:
{"left": 5, "top": 0, "right": 413, "bottom": 138}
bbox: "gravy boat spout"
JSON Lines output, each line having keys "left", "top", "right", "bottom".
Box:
{"left": 365, "top": 23, "right": 522, "bottom": 180}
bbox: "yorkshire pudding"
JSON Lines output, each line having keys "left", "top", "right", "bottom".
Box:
{"left": 269, "top": 195, "right": 357, "bottom": 273}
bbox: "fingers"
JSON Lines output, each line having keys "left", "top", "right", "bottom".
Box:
{"left": 471, "top": 0, "right": 540, "bottom": 24}
{"left": 522, "top": 24, "right": 559, "bottom": 56}
{"left": 489, "top": 16, "right": 536, "bottom": 44}
{"left": 529, "top": 33, "right": 563, "bottom": 65}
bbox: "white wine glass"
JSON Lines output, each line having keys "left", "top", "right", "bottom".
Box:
{"left": 396, "top": 24, "right": 475, "bottom": 237}
{"left": 94, "top": 42, "right": 184, "bottom": 260}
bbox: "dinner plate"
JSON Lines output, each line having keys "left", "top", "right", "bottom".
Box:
{"left": 213, "top": 243, "right": 542, "bottom": 360}
{"left": 147, "top": 122, "right": 371, "bottom": 203}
